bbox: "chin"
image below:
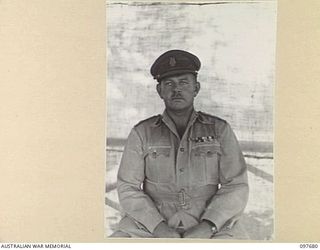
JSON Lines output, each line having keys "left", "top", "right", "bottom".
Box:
{"left": 169, "top": 105, "right": 190, "bottom": 112}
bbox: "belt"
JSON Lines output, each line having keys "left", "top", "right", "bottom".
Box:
{"left": 149, "top": 187, "right": 217, "bottom": 207}
{"left": 144, "top": 179, "right": 219, "bottom": 207}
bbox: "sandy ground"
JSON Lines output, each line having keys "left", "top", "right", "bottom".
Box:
{"left": 105, "top": 149, "right": 274, "bottom": 240}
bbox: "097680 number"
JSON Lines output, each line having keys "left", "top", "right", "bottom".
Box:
{"left": 300, "top": 244, "right": 318, "bottom": 248}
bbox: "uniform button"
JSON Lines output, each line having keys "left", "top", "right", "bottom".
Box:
{"left": 179, "top": 168, "right": 184, "bottom": 173}
{"left": 180, "top": 147, "right": 185, "bottom": 152}
{"left": 207, "top": 150, "right": 214, "bottom": 157}
{"left": 152, "top": 151, "right": 157, "bottom": 158}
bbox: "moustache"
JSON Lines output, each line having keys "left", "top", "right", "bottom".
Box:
{"left": 171, "top": 94, "right": 184, "bottom": 99}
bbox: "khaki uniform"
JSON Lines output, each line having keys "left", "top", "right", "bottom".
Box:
{"left": 115, "top": 110, "right": 249, "bottom": 238}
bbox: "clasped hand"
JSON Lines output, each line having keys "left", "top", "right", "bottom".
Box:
{"left": 153, "top": 222, "right": 181, "bottom": 238}
{"left": 153, "top": 221, "right": 213, "bottom": 238}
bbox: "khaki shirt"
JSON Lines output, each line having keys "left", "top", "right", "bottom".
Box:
{"left": 117, "top": 110, "right": 249, "bottom": 234}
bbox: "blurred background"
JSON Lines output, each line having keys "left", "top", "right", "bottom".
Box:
{"left": 105, "top": 0, "right": 277, "bottom": 240}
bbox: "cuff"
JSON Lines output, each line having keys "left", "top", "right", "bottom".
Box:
{"left": 201, "top": 209, "right": 227, "bottom": 231}
{"left": 141, "top": 212, "right": 165, "bottom": 233}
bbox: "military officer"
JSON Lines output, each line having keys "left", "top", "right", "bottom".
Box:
{"left": 111, "top": 50, "right": 249, "bottom": 239}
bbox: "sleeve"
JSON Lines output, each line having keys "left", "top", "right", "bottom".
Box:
{"left": 117, "top": 128, "right": 165, "bottom": 233}
{"left": 201, "top": 122, "right": 249, "bottom": 231}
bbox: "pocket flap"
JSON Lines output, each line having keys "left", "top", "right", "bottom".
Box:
{"left": 193, "top": 144, "right": 221, "bottom": 156}
{"left": 148, "top": 146, "right": 171, "bottom": 158}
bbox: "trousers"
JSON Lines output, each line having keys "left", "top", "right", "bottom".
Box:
{"left": 110, "top": 215, "right": 249, "bottom": 239}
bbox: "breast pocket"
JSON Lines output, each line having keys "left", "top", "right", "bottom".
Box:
{"left": 191, "top": 144, "right": 221, "bottom": 185}
{"left": 145, "top": 146, "right": 173, "bottom": 183}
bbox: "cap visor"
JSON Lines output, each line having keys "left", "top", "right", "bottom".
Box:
{"left": 157, "top": 69, "right": 197, "bottom": 80}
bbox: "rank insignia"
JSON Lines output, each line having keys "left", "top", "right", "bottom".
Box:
{"left": 169, "top": 57, "right": 176, "bottom": 67}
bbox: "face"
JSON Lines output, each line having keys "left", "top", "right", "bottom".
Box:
{"left": 156, "top": 73, "right": 200, "bottom": 112}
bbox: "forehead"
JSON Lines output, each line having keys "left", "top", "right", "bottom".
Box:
{"left": 161, "top": 73, "right": 196, "bottom": 82}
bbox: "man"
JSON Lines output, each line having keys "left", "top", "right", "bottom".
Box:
{"left": 111, "top": 50, "right": 249, "bottom": 239}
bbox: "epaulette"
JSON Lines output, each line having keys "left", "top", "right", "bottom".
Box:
{"left": 134, "top": 115, "right": 162, "bottom": 128}
{"left": 197, "top": 111, "right": 226, "bottom": 124}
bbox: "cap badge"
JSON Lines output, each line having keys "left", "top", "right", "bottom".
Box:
{"left": 169, "top": 57, "right": 176, "bottom": 67}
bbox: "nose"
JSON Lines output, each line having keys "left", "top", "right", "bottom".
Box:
{"left": 172, "top": 83, "right": 182, "bottom": 92}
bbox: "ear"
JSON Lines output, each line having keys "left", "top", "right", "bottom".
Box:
{"left": 194, "top": 81, "right": 200, "bottom": 97}
{"left": 156, "top": 83, "right": 163, "bottom": 99}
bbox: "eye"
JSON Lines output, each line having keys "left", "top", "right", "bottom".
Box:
{"left": 180, "top": 81, "right": 189, "bottom": 85}
{"left": 164, "top": 81, "right": 172, "bottom": 86}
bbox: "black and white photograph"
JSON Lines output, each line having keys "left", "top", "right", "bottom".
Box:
{"left": 105, "top": 0, "right": 276, "bottom": 240}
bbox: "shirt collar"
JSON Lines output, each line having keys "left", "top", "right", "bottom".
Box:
{"left": 159, "top": 109, "right": 199, "bottom": 135}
